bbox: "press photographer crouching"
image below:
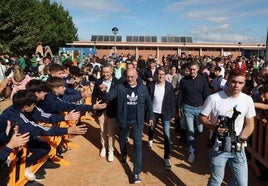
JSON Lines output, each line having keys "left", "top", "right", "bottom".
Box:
{"left": 199, "top": 69, "right": 256, "bottom": 186}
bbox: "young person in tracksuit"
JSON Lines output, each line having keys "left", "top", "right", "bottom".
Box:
{"left": 147, "top": 66, "right": 176, "bottom": 170}
{"left": 38, "top": 76, "right": 106, "bottom": 115}
{"left": 47, "top": 63, "right": 91, "bottom": 103}
{"left": 0, "top": 122, "right": 29, "bottom": 185}
{"left": 26, "top": 79, "right": 81, "bottom": 124}
{"left": 0, "top": 90, "right": 88, "bottom": 181}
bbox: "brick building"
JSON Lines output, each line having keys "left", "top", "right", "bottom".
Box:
{"left": 65, "top": 35, "right": 266, "bottom": 60}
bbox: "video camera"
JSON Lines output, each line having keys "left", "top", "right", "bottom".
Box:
{"left": 217, "top": 107, "right": 241, "bottom": 152}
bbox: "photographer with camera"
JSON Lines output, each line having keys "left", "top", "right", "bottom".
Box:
{"left": 198, "top": 69, "right": 255, "bottom": 186}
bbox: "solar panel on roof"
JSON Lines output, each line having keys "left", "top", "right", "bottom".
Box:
{"left": 162, "top": 37, "right": 167, "bottom": 42}
{"left": 133, "top": 36, "right": 138, "bottom": 42}
{"left": 91, "top": 35, "right": 97, "bottom": 41}
{"left": 145, "top": 36, "right": 150, "bottom": 42}
{"left": 98, "top": 35, "right": 104, "bottom": 41}
{"left": 116, "top": 36, "right": 122, "bottom": 42}
{"left": 167, "top": 36, "right": 173, "bottom": 42}
{"left": 174, "top": 37, "right": 180, "bottom": 42}
{"left": 103, "top": 35, "right": 109, "bottom": 41}
{"left": 181, "top": 37, "right": 186, "bottom": 43}
{"left": 110, "top": 36, "right": 115, "bottom": 41}
{"left": 126, "top": 36, "right": 132, "bottom": 42}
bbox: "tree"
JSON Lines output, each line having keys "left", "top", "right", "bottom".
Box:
{"left": 0, "top": 0, "right": 77, "bottom": 56}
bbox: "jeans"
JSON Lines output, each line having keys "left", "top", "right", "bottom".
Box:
{"left": 148, "top": 113, "right": 171, "bottom": 159}
{"left": 208, "top": 148, "right": 248, "bottom": 186}
{"left": 183, "top": 104, "right": 203, "bottom": 154}
{"left": 119, "top": 120, "right": 143, "bottom": 175}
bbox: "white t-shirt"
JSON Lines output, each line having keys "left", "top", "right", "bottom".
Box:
{"left": 102, "top": 79, "right": 112, "bottom": 92}
{"left": 201, "top": 90, "right": 256, "bottom": 148}
{"left": 153, "top": 83, "right": 165, "bottom": 114}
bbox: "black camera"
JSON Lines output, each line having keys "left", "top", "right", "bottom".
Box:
{"left": 217, "top": 107, "right": 241, "bottom": 152}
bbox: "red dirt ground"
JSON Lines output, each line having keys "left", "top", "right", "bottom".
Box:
{"left": 0, "top": 100, "right": 266, "bottom": 186}
{"left": 41, "top": 119, "right": 265, "bottom": 186}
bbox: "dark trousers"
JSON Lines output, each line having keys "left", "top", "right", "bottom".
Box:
{"left": 26, "top": 136, "right": 50, "bottom": 167}
{"left": 0, "top": 159, "right": 9, "bottom": 186}
{"left": 119, "top": 120, "right": 143, "bottom": 175}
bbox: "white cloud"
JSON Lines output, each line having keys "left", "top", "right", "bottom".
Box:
{"left": 206, "top": 17, "right": 228, "bottom": 23}
{"left": 122, "top": 15, "right": 137, "bottom": 20}
{"left": 55, "top": 0, "right": 126, "bottom": 13}
{"left": 53, "top": 0, "right": 267, "bottom": 43}
{"left": 165, "top": 0, "right": 268, "bottom": 24}
{"left": 164, "top": 0, "right": 267, "bottom": 12}
{"left": 186, "top": 11, "right": 229, "bottom": 23}
{"left": 189, "top": 24, "right": 264, "bottom": 43}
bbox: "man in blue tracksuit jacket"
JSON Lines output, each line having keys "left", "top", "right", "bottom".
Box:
{"left": 0, "top": 90, "right": 88, "bottom": 181}
{"left": 38, "top": 77, "right": 106, "bottom": 115}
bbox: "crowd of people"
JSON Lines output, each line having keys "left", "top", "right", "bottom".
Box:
{"left": 0, "top": 47, "right": 267, "bottom": 185}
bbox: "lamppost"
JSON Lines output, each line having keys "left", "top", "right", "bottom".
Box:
{"left": 93, "top": 41, "right": 96, "bottom": 49}
{"left": 112, "top": 27, "right": 118, "bottom": 56}
{"left": 238, "top": 42, "right": 241, "bottom": 56}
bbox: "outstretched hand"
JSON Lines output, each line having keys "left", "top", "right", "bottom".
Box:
{"left": 6, "top": 132, "right": 30, "bottom": 149}
{"left": 99, "top": 84, "right": 108, "bottom": 92}
{"left": 65, "top": 110, "right": 81, "bottom": 121}
{"left": 81, "top": 88, "right": 92, "bottom": 98}
{"left": 6, "top": 121, "right": 30, "bottom": 149}
{"left": 68, "top": 123, "right": 88, "bottom": 135}
{"left": 93, "top": 100, "right": 107, "bottom": 110}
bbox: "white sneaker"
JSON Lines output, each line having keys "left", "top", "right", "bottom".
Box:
{"left": 164, "top": 159, "right": 172, "bottom": 170}
{"left": 25, "top": 167, "right": 36, "bottom": 181}
{"left": 188, "top": 154, "right": 195, "bottom": 163}
{"left": 100, "top": 148, "right": 106, "bottom": 157}
{"left": 148, "top": 140, "right": 153, "bottom": 148}
{"left": 108, "top": 152, "right": 114, "bottom": 162}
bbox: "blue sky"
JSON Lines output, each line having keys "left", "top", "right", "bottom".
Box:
{"left": 54, "top": 0, "right": 268, "bottom": 43}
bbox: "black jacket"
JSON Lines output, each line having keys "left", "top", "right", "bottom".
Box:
{"left": 147, "top": 81, "right": 176, "bottom": 120}
{"left": 92, "top": 77, "right": 119, "bottom": 118}
{"left": 105, "top": 81, "right": 154, "bottom": 127}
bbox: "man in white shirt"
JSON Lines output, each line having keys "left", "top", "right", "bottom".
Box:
{"left": 92, "top": 63, "right": 119, "bottom": 162}
{"left": 199, "top": 69, "right": 255, "bottom": 186}
{"left": 147, "top": 67, "right": 176, "bottom": 170}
